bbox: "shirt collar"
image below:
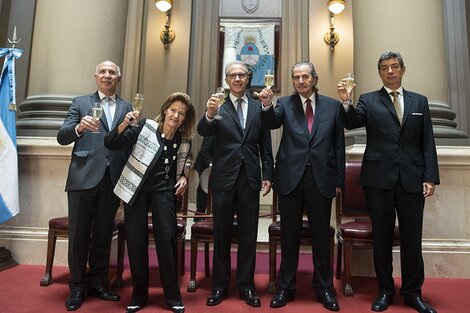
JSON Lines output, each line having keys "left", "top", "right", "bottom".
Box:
{"left": 98, "top": 91, "right": 116, "bottom": 102}
{"left": 384, "top": 86, "right": 404, "bottom": 95}
{"left": 299, "top": 93, "right": 315, "bottom": 107}
{"left": 229, "top": 92, "right": 248, "bottom": 106}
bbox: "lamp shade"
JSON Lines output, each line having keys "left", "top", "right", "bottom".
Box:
{"left": 327, "top": 0, "right": 345, "bottom": 15}
{"left": 155, "top": 0, "right": 172, "bottom": 12}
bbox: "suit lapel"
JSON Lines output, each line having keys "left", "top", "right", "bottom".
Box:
{"left": 310, "top": 94, "right": 321, "bottom": 141}
{"left": 244, "top": 97, "right": 256, "bottom": 135}
{"left": 113, "top": 96, "right": 126, "bottom": 130}
{"left": 401, "top": 89, "right": 412, "bottom": 126}
{"left": 224, "top": 97, "right": 244, "bottom": 136}
{"left": 293, "top": 95, "right": 310, "bottom": 137}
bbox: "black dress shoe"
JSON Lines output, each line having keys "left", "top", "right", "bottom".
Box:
{"left": 88, "top": 286, "right": 120, "bottom": 301}
{"left": 171, "top": 304, "right": 185, "bottom": 313}
{"left": 239, "top": 289, "right": 261, "bottom": 307}
{"left": 126, "top": 304, "right": 144, "bottom": 313}
{"left": 65, "top": 288, "right": 85, "bottom": 311}
{"left": 371, "top": 293, "right": 393, "bottom": 312}
{"left": 317, "top": 291, "right": 340, "bottom": 312}
{"left": 206, "top": 289, "right": 228, "bottom": 306}
{"left": 270, "top": 289, "right": 295, "bottom": 308}
{"left": 404, "top": 296, "right": 437, "bottom": 313}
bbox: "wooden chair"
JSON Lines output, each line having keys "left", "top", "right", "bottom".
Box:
{"left": 112, "top": 161, "right": 192, "bottom": 288}
{"left": 268, "top": 191, "right": 336, "bottom": 294}
{"left": 39, "top": 216, "right": 122, "bottom": 286}
{"left": 335, "top": 161, "right": 400, "bottom": 296}
{"left": 186, "top": 164, "right": 239, "bottom": 292}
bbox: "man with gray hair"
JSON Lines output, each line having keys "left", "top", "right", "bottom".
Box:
{"left": 57, "top": 60, "right": 132, "bottom": 311}
{"left": 261, "top": 61, "right": 344, "bottom": 312}
{"left": 198, "top": 60, "right": 274, "bottom": 308}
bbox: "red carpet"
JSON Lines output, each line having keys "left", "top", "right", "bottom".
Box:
{"left": 0, "top": 250, "right": 468, "bottom": 313}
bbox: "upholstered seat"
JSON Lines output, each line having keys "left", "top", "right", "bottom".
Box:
{"left": 187, "top": 164, "right": 240, "bottom": 292}
{"left": 267, "top": 192, "right": 335, "bottom": 294}
{"left": 39, "top": 216, "right": 122, "bottom": 287}
{"left": 335, "top": 161, "right": 400, "bottom": 296}
{"left": 187, "top": 214, "right": 239, "bottom": 292}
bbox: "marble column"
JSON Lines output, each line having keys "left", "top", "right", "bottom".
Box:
{"left": 350, "top": 0, "right": 466, "bottom": 143}
{"left": 16, "top": 0, "right": 130, "bottom": 137}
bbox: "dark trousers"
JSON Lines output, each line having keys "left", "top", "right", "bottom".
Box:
{"left": 364, "top": 181, "right": 425, "bottom": 297}
{"left": 277, "top": 167, "right": 334, "bottom": 295}
{"left": 67, "top": 169, "right": 119, "bottom": 289}
{"left": 211, "top": 167, "right": 260, "bottom": 291}
{"left": 124, "top": 189, "right": 183, "bottom": 308}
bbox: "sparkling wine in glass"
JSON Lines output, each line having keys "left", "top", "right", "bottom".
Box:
{"left": 91, "top": 102, "right": 102, "bottom": 133}
{"left": 213, "top": 87, "right": 225, "bottom": 120}
{"left": 345, "top": 73, "right": 355, "bottom": 99}
{"left": 264, "top": 69, "right": 274, "bottom": 89}
{"left": 131, "top": 93, "right": 144, "bottom": 126}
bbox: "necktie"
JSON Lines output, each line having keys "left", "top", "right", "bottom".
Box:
{"left": 391, "top": 91, "right": 403, "bottom": 125}
{"left": 236, "top": 98, "right": 244, "bottom": 129}
{"left": 103, "top": 97, "right": 114, "bottom": 129}
{"left": 305, "top": 98, "right": 314, "bottom": 133}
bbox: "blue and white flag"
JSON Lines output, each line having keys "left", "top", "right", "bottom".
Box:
{"left": 222, "top": 22, "right": 275, "bottom": 88}
{"left": 0, "top": 48, "right": 22, "bottom": 224}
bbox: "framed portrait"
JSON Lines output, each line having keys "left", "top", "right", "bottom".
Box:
{"left": 218, "top": 18, "right": 281, "bottom": 92}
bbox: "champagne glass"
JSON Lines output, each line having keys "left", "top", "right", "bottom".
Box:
{"left": 344, "top": 73, "right": 355, "bottom": 99}
{"left": 91, "top": 101, "right": 102, "bottom": 133}
{"left": 131, "top": 93, "right": 144, "bottom": 126}
{"left": 213, "top": 87, "right": 225, "bottom": 120}
{"left": 264, "top": 69, "right": 275, "bottom": 90}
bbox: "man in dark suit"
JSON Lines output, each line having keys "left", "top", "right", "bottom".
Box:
{"left": 197, "top": 60, "right": 274, "bottom": 308}
{"left": 57, "top": 60, "right": 132, "bottom": 311}
{"left": 193, "top": 135, "right": 214, "bottom": 222}
{"left": 337, "top": 50, "right": 439, "bottom": 313}
{"left": 260, "top": 61, "right": 344, "bottom": 312}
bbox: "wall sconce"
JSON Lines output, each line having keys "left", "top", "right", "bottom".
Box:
{"left": 324, "top": 0, "right": 345, "bottom": 52}
{"left": 155, "top": 0, "right": 175, "bottom": 46}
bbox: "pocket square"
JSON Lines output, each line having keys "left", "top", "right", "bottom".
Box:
{"left": 412, "top": 112, "right": 423, "bottom": 116}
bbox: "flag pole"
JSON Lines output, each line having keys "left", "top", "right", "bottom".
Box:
{"left": 0, "top": 26, "right": 21, "bottom": 271}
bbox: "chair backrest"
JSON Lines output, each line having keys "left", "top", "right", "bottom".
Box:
{"left": 335, "top": 161, "right": 369, "bottom": 223}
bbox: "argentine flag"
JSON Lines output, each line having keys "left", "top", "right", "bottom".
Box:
{"left": 0, "top": 48, "right": 22, "bottom": 224}
{"left": 222, "top": 22, "right": 275, "bottom": 88}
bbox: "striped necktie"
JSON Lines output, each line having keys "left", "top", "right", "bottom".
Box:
{"left": 391, "top": 91, "right": 403, "bottom": 125}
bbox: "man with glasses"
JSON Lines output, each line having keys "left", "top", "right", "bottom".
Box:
{"left": 337, "top": 50, "right": 439, "bottom": 313}
{"left": 197, "top": 60, "right": 274, "bottom": 308}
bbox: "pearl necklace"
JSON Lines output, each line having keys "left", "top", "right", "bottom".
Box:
{"left": 162, "top": 133, "right": 177, "bottom": 180}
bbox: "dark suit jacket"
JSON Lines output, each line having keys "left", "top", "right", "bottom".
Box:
{"left": 194, "top": 135, "right": 214, "bottom": 175}
{"left": 343, "top": 87, "right": 440, "bottom": 192}
{"left": 261, "top": 93, "right": 345, "bottom": 198}
{"left": 197, "top": 96, "right": 274, "bottom": 192}
{"left": 57, "top": 91, "right": 132, "bottom": 191}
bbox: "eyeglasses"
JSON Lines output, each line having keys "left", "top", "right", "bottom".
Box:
{"left": 226, "top": 73, "right": 248, "bottom": 80}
